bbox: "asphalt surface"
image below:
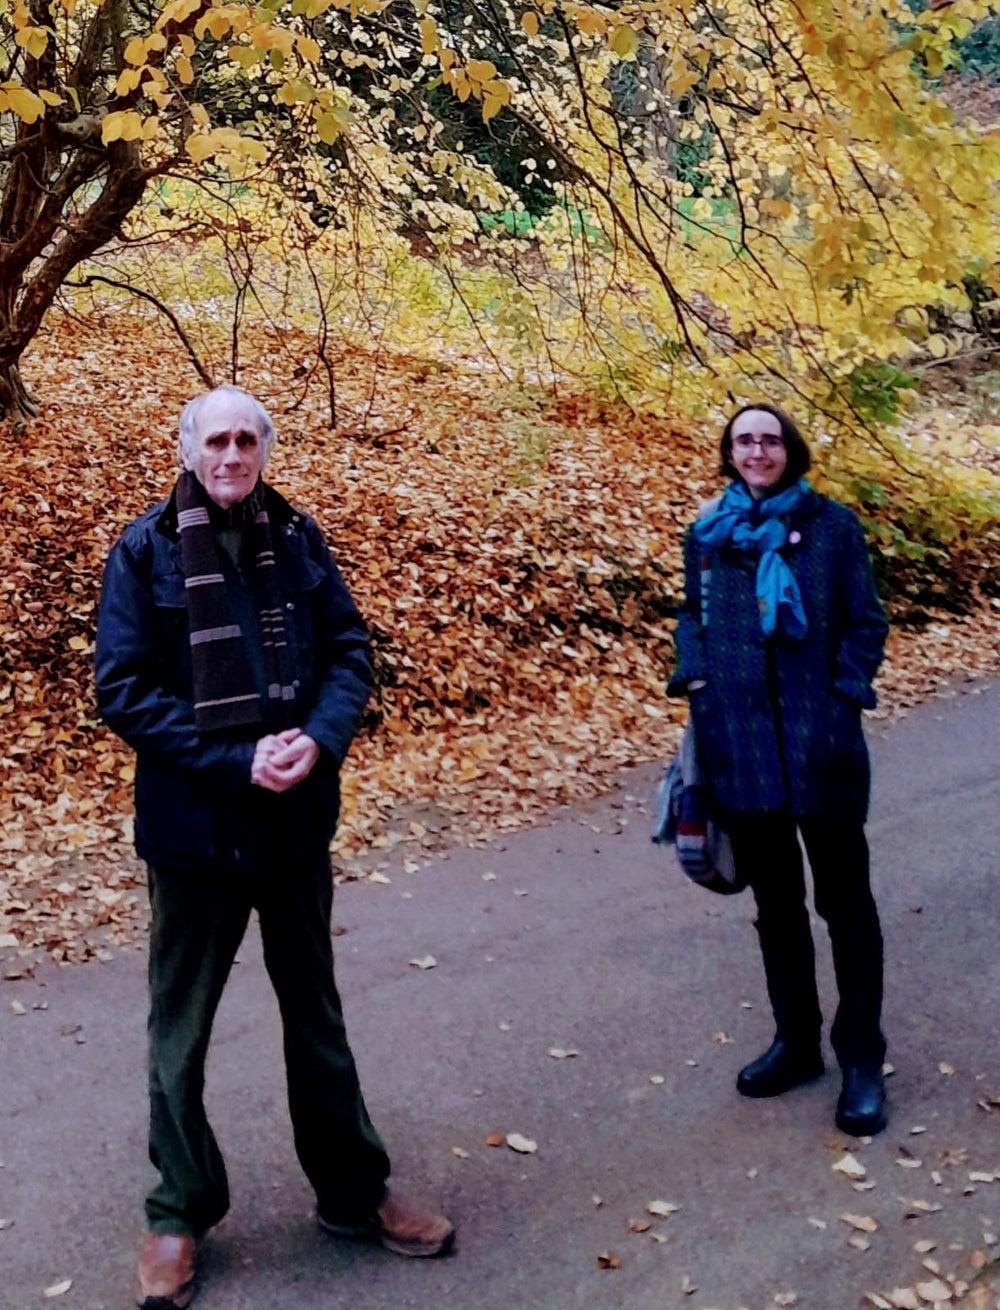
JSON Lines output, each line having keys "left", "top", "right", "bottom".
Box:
{"left": 2, "top": 679, "right": 999, "bottom": 1310}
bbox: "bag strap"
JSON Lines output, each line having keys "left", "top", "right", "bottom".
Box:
{"left": 695, "top": 495, "right": 721, "bottom": 631}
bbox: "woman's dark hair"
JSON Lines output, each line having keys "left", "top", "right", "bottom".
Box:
{"left": 719, "top": 403, "right": 811, "bottom": 487}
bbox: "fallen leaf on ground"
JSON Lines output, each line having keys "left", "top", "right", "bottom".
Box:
{"left": 486, "top": 1131, "right": 503, "bottom": 1148}
{"left": 505, "top": 1132, "right": 537, "bottom": 1154}
{"left": 903, "top": 1200, "right": 944, "bottom": 1216}
{"left": 849, "top": 1236, "right": 872, "bottom": 1251}
{"left": 629, "top": 1218, "right": 651, "bottom": 1233}
{"left": 646, "top": 1199, "right": 680, "bottom": 1217}
{"left": 9, "top": 1000, "right": 26, "bottom": 1016}
{"left": 834, "top": 1154, "right": 867, "bottom": 1179}
{"left": 649, "top": 1074, "right": 665, "bottom": 1084}
{"left": 408, "top": 955, "right": 437, "bottom": 969}
{"left": 914, "top": 1280, "right": 952, "bottom": 1303}
{"left": 43, "top": 1282, "right": 72, "bottom": 1298}
{"left": 913, "top": 1240, "right": 937, "bottom": 1253}
{"left": 774, "top": 1294, "right": 798, "bottom": 1307}
{"left": 938, "top": 1063, "right": 955, "bottom": 1077}
{"left": 596, "top": 1250, "right": 620, "bottom": 1270}
{"left": 841, "top": 1213, "right": 880, "bottom": 1233}
{"left": 888, "top": 1289, "right": 921, "bottom": 1309}
{"left": 808, "top": 1217, "right": 827, "bottom": 1229}
{"left": 681, "top": 1273, "right": 696, "bottom": 1294}
{"left": 547, "top": 1047, "right": 578, "bottom": 1059}
{"left": 451, "top": 1147, "right": 469, "bottom": 1159}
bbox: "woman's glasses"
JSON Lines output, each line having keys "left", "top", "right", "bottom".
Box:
{"left": 733, "top": 433, "right": 785, "bottom": 451}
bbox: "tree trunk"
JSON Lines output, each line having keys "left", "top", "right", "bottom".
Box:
{"left": 0, "top": 350, "right": 40, "bottom": 425}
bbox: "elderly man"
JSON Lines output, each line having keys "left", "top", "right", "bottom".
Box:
{"left": 96, "top": 385, "right": 454, "bottom": 1310}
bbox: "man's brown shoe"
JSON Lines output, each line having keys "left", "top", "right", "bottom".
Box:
{"left": 136, "top": 1232, "right": 197, "bottom": 1309}
{"left": 318, "top": 1188, "right": 456, "bottom": 1258}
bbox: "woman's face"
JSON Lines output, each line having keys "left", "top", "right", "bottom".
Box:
{"left": 729, "top": 409, "right": 788, "bottom": 498}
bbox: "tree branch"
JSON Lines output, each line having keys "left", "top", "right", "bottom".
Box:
{"left": 62, "top": 273, "right": 217, "bottom": 388}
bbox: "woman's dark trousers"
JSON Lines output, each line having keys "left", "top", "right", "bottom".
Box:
{"left": 725, "top": 813, "right": 886, "bottom": 1071}
{"left": 145, "top": 859, "right": 390, "bottom": 1236}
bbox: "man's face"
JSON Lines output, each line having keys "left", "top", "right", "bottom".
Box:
{"left": 183, "top": 391, "right": 267, "bottom": 509}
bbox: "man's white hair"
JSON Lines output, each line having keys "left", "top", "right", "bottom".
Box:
{"left": 178, "top": 384, "right": 276, "bottom": 466}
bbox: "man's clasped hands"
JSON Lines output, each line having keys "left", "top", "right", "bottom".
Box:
{"left": 250, "top": 728, "right": 320, "bottom": 793}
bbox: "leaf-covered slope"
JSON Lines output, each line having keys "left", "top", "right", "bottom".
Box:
{"left": 1, "top": 310, "right": 998, "bottom": 963}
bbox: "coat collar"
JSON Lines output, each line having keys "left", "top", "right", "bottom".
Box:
{"left": 155, "top": 479, "right": 300, "bottom": 539}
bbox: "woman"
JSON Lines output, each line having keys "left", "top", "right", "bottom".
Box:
{"left": 669, "top": 403, "right": 890, "bottom": 1136}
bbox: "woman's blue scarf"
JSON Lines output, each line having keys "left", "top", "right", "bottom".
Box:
{"left": 693, "top": 479, "right": 809, "bottom": 639}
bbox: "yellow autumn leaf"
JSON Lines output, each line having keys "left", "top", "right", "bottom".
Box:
{"left": 1, "top": 83, "right": 46, "bottom": 123}
{"left": 124, "top": 36, "right": 147, "bottom": 65}
{"left": 178, "top": 33, "right": 194, "bottom": 57}
{"left": 38, "top": 89, "right": 63, "bottom": 105}
{"left": 669, "top": 66, "right": 699, "bottom": 96}
{"left": 237, "top": 136, "right": 267, "bottom": 162}
{"left": 296, "top": 34, "right": 321, "bottom": 62}
{"left": 195, "top": 9, "right": 234, "bottom": 40}
{"left": 101, "top": 110, "right": 144, "bottom": 143}
{"left": 185, "top": 132, "right": 216, "bottom": 163}
{"left": 115, "top": 68, "right": 143, "bottom": 96}
{"left": 175, "top": 54, "right": 194, "bottom": 83}
{"left": 482, "top": 92, "right": 504, "bottom": 122}
{"left": 483, "top": 78, "right": 512, "bottom": 105}
{"left": 15, "top": 26, "right": 48, "bottom": 59}
{"left": 419, "top": 17, "right": 438, "bottom": 54}
{"left": 521, "top": 10, "right": 539, "bottom": 37}
{"left": 315, "top": 105, "right": 352, "bottom": 143}
{"left": 467, "top": 59, "right": 497, "bottom": 83}
{"left": 610, "top": 24, "right": 639, "bottom": 60}
{"left": 157, "top": 0, "right": 202, "bottom": 23}
{"left": 575, "top": 9, "right": 606, "bottom": 38}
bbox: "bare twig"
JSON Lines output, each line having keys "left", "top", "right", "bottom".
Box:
{"left": 63, "top": 274, "right": 216, "bottom": 388}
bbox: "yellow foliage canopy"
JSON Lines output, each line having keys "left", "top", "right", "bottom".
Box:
{"left": 1, "top": 0, "right": 999, "bottom": 421}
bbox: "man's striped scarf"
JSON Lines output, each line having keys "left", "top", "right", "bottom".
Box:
{"left": 176, "top": 471, "right": 299, "bottom": 733}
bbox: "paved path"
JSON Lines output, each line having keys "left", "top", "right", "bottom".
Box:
{"left": 3, "top": 681, "right": 1000, "bottom": 1310}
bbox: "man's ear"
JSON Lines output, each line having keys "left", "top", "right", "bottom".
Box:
{"left": 177, "top": 442, "right": 192, "bottom": 470}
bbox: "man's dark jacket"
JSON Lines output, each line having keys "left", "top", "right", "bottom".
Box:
{"left": 95, "top": 485, "right": 373, "bottom": 872}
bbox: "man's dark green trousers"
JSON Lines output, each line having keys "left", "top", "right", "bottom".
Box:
{"left": 145, "top": 858, "right": 390, "bottom": 1235}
